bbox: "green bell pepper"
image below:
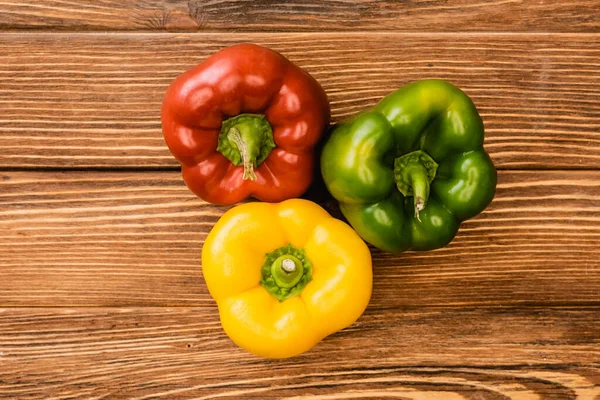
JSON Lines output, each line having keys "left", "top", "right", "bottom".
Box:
{"left": 321, "top": 79, "right": 497, "bottom": 253}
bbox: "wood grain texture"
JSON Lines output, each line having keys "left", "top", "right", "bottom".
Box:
{"left": 1, "top": 32, "right": 600, "bottom": 169}
{"left": 0, "top": 307, "right": 599, "bottom": 399}
{"left": 2, "top": 3, "right": 600, "bottom": 397}
{"left": 2, "top": 0, "right": 600, "bottom": 32}
{"left": 1, "top": 170, "right": 598, "bottom": 308}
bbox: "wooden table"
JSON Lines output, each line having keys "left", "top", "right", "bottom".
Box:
{"left": 1, "top": 1, "right": 600, "bottom": 398}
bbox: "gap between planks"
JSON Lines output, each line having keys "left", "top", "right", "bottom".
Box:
{"left": 3, "top": 31, "right": 600, "bottom": 36}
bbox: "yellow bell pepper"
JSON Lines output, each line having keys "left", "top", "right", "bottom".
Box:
{"left": 202, "top": 199, "right": 373, "bottom": 358}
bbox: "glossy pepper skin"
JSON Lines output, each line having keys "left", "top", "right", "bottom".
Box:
{"left": 321, "top": 79, "right": 497, "bottom": 253}
{"left": 162, "top": 44, "right": 330, "bottom": 205}
{"left": 202, "top": 199, "right": 372, "bottom": 358}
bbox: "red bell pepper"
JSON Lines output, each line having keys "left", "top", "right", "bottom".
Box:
{"left": 161, "top": 44, "right": 330, "bottom": 205}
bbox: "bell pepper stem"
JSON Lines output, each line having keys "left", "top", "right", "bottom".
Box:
{"left": 271, "top": 254, "right": 304, "bottom": 288}
{"left": 216, "top": 113, "right": 276, "bottom": 181}
{"left": 227, "top": 127, "right": 256, "bottom": 181}
{"left": 407, "top": 165, "right": 430, "bottom": 222}
{"left": 394, "top": 150, "right": 438, "bottom": 223}
{"left": 260, "top": 244, "right": 313, "bottom": 302}
{"left": 281, "top": 258, "right": 297, "bottom": 273}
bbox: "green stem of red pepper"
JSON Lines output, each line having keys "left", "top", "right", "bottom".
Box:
{"left": 226, "top": 127, "right": 257, "bottom": 180}
{"left": 216, "top": 113, "right": 276, "bottom": 181}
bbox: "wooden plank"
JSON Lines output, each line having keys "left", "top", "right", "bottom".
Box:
{"left": 1, "top": 170, "right": 599, "bottom": 308}
{"left": 0, "top": 33, "right": 600, "bottom": 170}
{"left": 2, "top": 0, "right": 600, "bottom": 32}
{"left": 0, "top": 307, "right": 599, "bottom": 398}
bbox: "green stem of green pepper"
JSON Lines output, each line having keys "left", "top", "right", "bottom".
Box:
{"left": 394, "top": 150, "right": 438, "bottom": 222}
{"left": 406, "top": 164, "right": 429, "bottom": 222}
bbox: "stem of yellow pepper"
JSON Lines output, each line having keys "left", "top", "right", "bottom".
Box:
{"left": 260, "top": 244, "right": 313, "bottom": 302}
{"left": 271, "top": 255, "right": 304, "bottom": 288}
